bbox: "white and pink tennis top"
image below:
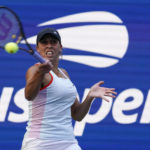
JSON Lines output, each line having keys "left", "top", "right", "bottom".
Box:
{"left": 23, "top": 69, "right": 78, "bottom": 142}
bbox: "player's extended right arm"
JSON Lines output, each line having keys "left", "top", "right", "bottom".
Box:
{"left": 25, "top": 62, "right": 52, "bottom": 101}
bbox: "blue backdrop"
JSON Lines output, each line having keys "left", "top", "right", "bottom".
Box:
{"left": 0, "top": 0, "right": 150, "bottom": 150}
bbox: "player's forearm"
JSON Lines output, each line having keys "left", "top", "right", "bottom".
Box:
{"left": 73, "top": 94, "right": 94, "bottom": 121}
{"left": 25, "top": 72, "right": 44, "bottom": 101}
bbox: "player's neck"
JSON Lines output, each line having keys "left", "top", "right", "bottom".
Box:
{"left": 51, "top": 60, "right": 59, "bottom": 72}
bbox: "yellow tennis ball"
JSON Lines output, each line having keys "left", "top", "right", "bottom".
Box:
{"left": 4, "top": 42, "right": 19, "bottom": 54}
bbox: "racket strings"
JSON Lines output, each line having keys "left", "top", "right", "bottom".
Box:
{"left": 0, "top": 8, "right": 21, "bottom": 46}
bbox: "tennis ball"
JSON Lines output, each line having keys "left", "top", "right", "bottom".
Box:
{"left": 4, "top": 42, "right": 19, "bottom": 54}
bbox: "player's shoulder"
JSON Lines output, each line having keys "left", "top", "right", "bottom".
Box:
{"left": 59, "top": 68, "right": 70, "bottom": 78}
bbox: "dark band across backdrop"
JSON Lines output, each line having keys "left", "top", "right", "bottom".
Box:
{"left": 0, "top": 0, "right": 150, "bottom": 150}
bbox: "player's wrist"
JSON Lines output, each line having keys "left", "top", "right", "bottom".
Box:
{"left": 36, "top": 67, "right": 46, "bottom": 75}
{"left": 87, "top": 91, "right": 95, "bottom": 102}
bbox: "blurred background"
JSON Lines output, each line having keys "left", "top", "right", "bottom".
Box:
{"left": 0, "top": 0, "right": 150, "bottom": 150}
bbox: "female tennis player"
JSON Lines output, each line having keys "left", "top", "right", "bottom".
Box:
{"left": 21, "top": 28, "right": 117, "bottom": 150}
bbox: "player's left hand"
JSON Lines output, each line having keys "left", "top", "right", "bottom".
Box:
{"left": 88, "top": 81, "right": 117, "bottom": 102}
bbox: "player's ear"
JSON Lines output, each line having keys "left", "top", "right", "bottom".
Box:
{"left": 60, "top": 43, "right": 63, "bottom": 49}
{"left": 59, "top": 43, "right": 63, "bottom": 54}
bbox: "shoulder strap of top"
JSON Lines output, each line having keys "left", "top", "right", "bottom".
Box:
{"left": 58, "top": 68, "right": 68, "bottom": 79}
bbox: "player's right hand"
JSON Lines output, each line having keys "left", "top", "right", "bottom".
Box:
{"left": 38, "top": 60, "right": 53, "bottom": 74}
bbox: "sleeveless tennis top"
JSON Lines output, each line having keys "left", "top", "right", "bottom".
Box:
{"left": 24, "top": 69, "right": 77, "bottom": 142}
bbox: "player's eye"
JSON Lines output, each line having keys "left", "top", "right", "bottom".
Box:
{"left": 40, "top": 39, "right": 58, "bottom": 45}
{"left": 50, "top": 39, "right": 58, "bottom": 44}
{"left": 40, "top": 39, "right": 49, "bottom": 44}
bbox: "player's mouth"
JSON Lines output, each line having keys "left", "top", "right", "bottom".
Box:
{"left": 46, "top": 51, "right": 53, "bottom": 57}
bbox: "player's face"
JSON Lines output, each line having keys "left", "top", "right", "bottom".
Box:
{"left": 36, "top": 34, "right": 62, "bottom": 61}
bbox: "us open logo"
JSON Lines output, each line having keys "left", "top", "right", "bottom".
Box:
{"left": 25, "top": 11, "right": 129, "bottom": 68}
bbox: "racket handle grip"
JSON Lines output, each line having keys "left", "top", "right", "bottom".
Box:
{"left": 33, "top": 51, "right": 45, "bottom": 63}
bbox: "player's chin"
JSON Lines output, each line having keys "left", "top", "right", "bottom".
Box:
{"left": 46, "top": 56, "right": 53, "bottom": 61}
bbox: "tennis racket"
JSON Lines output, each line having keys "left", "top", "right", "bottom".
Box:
{"left": 0, "top": 6, "right": 45, "bottom": 63}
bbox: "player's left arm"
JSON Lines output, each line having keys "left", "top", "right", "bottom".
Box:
{"left": 71, "top": 97, "right": 93, "bottom": 121}
{"left": 71, "top": 81, "right": 117, "bottom": 121}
